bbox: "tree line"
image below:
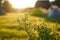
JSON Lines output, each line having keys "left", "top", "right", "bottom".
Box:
{"left": 0, "top": 0, "right": 12, "bottom": 12}
{"left": 0, "top": 0, "right": 60, "bottom": 12}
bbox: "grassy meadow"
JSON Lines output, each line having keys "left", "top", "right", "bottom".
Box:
{"left": 0, "top": 13, "right": 60, "bottom": 40}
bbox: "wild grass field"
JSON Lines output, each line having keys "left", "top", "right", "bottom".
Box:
{"left": 0, "top": 13, "right": 60, "bottom": 40}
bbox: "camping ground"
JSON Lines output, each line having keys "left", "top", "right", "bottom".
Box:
{"left": 0, "top": 13, "right": 60, "bottom": 40}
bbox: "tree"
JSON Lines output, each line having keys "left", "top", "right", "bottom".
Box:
{"left": 35, "top": 0, "right": 50, "bottom": 9}
{"left": 3, "top": 0, "right": 12, "bottom": 12}
{"left": 55, "top": 0, "right": 60, "bottom": 1}
{"left": 54, "top": 0, "right": 60, "bottom": 7}
{"left": 0, "top": 0, "right": 2, "bottom": 8}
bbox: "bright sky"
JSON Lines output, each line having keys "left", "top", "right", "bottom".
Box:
{"left": 9, "top": 0, "right": 37, "bottom": 8}
{"left": 50, "top": 0, "right": 55, "bottom": 2}
{"left": 9, "top": 0, "right": 55, "bottom": 8}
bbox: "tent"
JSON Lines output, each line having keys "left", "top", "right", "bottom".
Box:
{"left": 0, "top": 9, "right": 6, "bottom": 15}
{"left": 47, "top": 8, "right": 60, "bottom": 18}
{"left": 47, "top": 8, "right": 60, "bottom": 22}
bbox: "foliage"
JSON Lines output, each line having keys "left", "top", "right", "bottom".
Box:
{"left": 30, "top": 8, "right": 45, "bottom": 17}
{"left": 36, "top": 23, "right": 51, "bottom": 40}
{"left": 3, "top": 0, "right": 12, "bottom": 12}
{"left": 0, "top": 0, "right": 2, "bottom": 8}
{"left": 17, "top": 13, "right": 60, "bottom": 40}
{"left": 0, "top": 13, "right": 60, "bottom": 40}
{"left": 55, "top": 0, "right": 60, "bottom": 1}
{"left": 17, "top": 13, "right": 38, "bottom": 40}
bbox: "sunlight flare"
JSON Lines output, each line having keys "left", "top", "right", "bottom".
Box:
{"left": 9, "top": 0, "right": 37, "bottom": 8}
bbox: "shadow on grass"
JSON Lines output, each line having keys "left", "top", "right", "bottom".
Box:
{"left": 45, "top": 17, "right": 60, "bottom": 23}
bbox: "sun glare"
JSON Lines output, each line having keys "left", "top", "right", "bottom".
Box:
{"left": 9, "top": 0, "right": 37, "bottom": 8}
